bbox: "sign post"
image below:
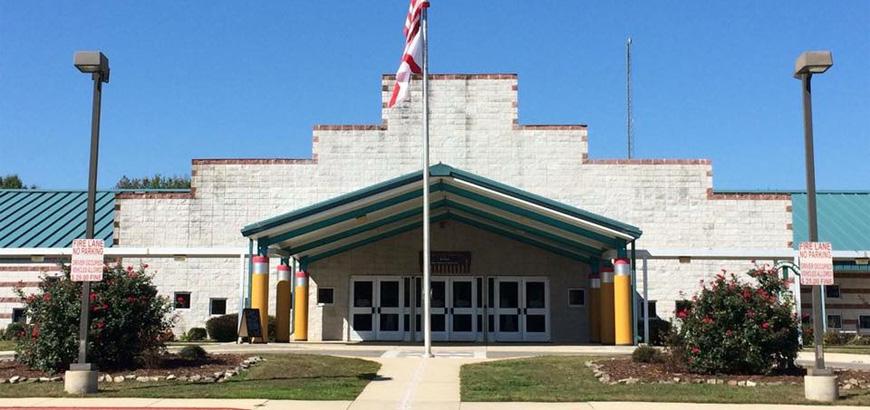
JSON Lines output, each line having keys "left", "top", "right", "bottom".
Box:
{"left": 800, "top": 241, "right": 833, "bottom": 378}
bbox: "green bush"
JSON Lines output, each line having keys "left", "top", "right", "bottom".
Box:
{"left": 3, "top": 323, "right": 24, "bottom": 341}
{"left": 632, "top": 345, "right": 662, "bottom": 363}
{"left": 637, "top": 318, "right": 672, "bottom": 346}
{"left": 849, "top": 335, "right": 870, "bottom": 346}
{"left": 670, "top": 266, "right": 800, "bottom": 375}
{"left": 178, "top": 345, "right": 208, "bottom": 361}
{"left": 186, "top": 327, "right": 207, "bottom": 341}
{"left": 206, "top": 313, "right": 276, "bottom": 342}
{"left": 823, "top": 330, "right": 850, "bottom": 346}
{"left": 13, "top": 264, "right": 174, "bottom": 372}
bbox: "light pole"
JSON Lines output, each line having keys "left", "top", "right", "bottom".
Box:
{"left": 794, "top": 50, "right": 836, "bottom": 402}
{"left": 65, "top": 51, "right": 109, "bottom": 394}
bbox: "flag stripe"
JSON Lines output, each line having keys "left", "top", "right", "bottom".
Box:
{"left": 389, "top": 0, "right": 429, "bottom": 108}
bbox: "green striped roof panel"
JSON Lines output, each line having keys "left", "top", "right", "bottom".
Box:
{"left": 792, "top": 192, "right": 870, "bottom": 251}
{"left": 0, "top": 190, "right": 115, "bottom": 248}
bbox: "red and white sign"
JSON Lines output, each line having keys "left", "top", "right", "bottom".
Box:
{"left": 799, "top": 241, "right": 834, "bottom": 286}
{"left": 71, "top": 239, "right": 104, "bottom": 282}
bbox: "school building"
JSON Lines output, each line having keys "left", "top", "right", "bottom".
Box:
{"left": 1, "top": 74, "right": 868, "bottom": 343}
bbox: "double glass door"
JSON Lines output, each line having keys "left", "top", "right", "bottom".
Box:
{"left": 350, "top": 275, "right": 548, "bottom": 342}
{"left": 490, "top": 277, "right": 550, "bottom": 342}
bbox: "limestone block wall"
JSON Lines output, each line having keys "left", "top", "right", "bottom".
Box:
{"left": 0, "top": 263, "right": 63, "bottom": 327}
{"left": 114, "top": 73, "right": 794, "bottom": 329}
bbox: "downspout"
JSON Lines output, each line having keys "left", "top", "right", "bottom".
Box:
{"left": 247, "top": 239, "right": 254, "bottom": 308}
{"left": 630, "top": 240, "right": 638, "bottom": 345}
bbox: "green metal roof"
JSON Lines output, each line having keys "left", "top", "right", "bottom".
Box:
{"left": 0, "top": 190, "right": 115, "bottom": 248}
{"left": 242, "top": 164, "right": 642, "bottom": 263}
{"left": 792, "top": 192, "right": 870, "bottom": 251}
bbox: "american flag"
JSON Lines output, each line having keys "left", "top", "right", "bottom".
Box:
{"left": 388, "top": 0, "right": 429, "bottom": 108}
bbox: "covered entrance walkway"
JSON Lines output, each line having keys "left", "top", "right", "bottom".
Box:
{"left": 240, "top": 164, "right": 642, "bottom": 345}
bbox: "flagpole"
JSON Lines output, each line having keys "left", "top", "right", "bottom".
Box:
{"left": 421, "top": 6, "right": 432, "bottom": 358}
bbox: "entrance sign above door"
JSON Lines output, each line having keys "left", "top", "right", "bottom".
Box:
{"left": 800, "top": 242, "right": 834, "bottom": 285}
{"left": 71, "top": 239, "right": 104, "bottom": 282}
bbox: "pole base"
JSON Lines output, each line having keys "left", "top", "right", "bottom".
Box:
{"left": 804, "top": 374, "right": 838, "bottom": 402}
{"left": 64, "top": 368, "right": 98, "bottom": 394}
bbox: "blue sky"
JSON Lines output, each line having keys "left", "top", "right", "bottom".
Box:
{"left": 1, "top": 1, "right": 867, "bottom": 190}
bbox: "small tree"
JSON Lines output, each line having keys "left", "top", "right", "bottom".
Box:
{"left": 14, "top": 264, "right": 174, "bottom": 372}
{"left": 0, "top": 174, "right": 36, "bottom": 189}
{"left": 671, "top": 265, "right": 800, "bottom": 375}
{"left": 116, "top": 174, "right": 190, "bottom": 189}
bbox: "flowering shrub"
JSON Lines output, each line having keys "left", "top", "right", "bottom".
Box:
{"left": 670, "top": 266, "right": 800, "bottom": 375}
{"left": 14, "top": 264, "right": 174, "bottom": 373}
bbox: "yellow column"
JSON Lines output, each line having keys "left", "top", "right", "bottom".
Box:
{"left": 589, "top": 270, "right": 601, "bottom": 343}
{"left": 275, "top": 263, "right": 291, "bottom": 342}
{"left": 614, "top": 258, "right": 633, "bottom": 346}
{"left": 293, "top": 269, "right": 309, "bottom": 341}
{"left": 251, "top": 256, "right": 269, "bottom": 343}
{"left": 599, "top": 263, "right": 615, "bottom": 345}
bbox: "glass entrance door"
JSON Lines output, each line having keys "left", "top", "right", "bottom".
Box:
{"left": 450, "top": 277, "right": 477, "bottom": 341}
{"left": 493, "top": 277, "right": 550, "bottom": 342}
{"left": 349, "top": 276, "right": 405, "bottom": 341}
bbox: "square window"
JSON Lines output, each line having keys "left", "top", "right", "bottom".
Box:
{"left": 675, "top": 300, "right": 693, "bottom": 314}
{"left": 827, "top": 315, "right": 842, "bottom": 329}
{"left": 318, "top": 288, "right": 334, "bottom": 305}
{"left": 174, "top": 292, "right": 191, "bottom": 309}
{"left": 825, "top": 285, "right": 840, "bottom": 299}
{"left": 209, "top": 298, "right": 227, "bottom": 315}
{"left": 568, "top": 289, "right": 585, "bottom": 307}
{"left": 860, "top": 316, "right": 870, "bottom": 329}
{"left": 11, "top": 308, "right": 26, "bottom": 323}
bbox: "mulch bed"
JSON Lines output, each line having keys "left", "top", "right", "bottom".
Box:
{"left": 594, "top": 357, "right": 870, "bottom": 389}
{"left": 0, "top": 354, "right": 244, "bottom": 379}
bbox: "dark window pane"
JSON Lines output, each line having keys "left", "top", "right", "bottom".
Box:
{"left": 476, "top": 278, "right": 483, "bottom": 308}
{"left": 453, "top": 314, "right": 472, "bottom": 332}
{"left": 477, "top": 314, "right": 482, "bottom": 332}
{"left": 826, "top": 286, "right": 840, "bottom": 298}
{"left": 404, "top": 278, "right": 411, "bottom": 307}
{"left": 416, "top": 314, "right": 422, "bottom": 332}
{"left": 11, "top": 308, "right": 26, "bottom": 323}
{"left": 568, "top": 289, "right": 585, "bottom": 306}
{"left": 380, "top": 281, "right": 400, "bottom": 308}
{"left": 527, "top": 314, "right": 546, "bottom": 332}
{"left": 354, "top": 314, "right": 372, "bottom": 331}
{"left": 354, "top": 281, "right": 373, "bottom": 307}
{"left": 453, "top": 281, "right": 472, "bottom": 308}
{"left": 380, "top": 313, "right": 399, "bottom": 331}
{"left": 526, "top": 282, "right": 545, "bottom": 308}
{"left": 648, "top": 301, "right": 658, "bottom": 318}
{"left": 318, "top": 288, "right": 334, "bottom": 304}
{"left": 499, "top": 314, "right": 519, "bottom": 332}
{"left": 488, "top": 278, "right": 494, "bottom": 307}
{"left": 861, "top": 316, "right": 870, "bottom": 329}
{"left": 488, "top": 315, "right": 494, "bottom": 332}
{"left": 828, "top": 315, "right": 842, "bottom": 329}
{"left": 432, "top": 281, "right": 446, "bottom": 308}
{"left": 499, "top": 282, "right": 519, "bottom": 308}
{"left": 210, "top": 298, "right": 227, "bottom": 315}
{"left": 174, "top": 292, "right": 191, "bottom": 309}
{"left": 431, "top": 314, "right": 445, "bottom": 331}
{"left": 404, "top": 314, "right": 410, "bottom": 331}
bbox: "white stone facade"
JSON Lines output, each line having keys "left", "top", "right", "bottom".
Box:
{"left": 113, "top": 74, "right": 793, "bottom": 340}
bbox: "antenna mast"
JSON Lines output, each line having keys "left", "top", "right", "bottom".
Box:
{"left": 626, "top": 37, "right": 634, "bottom": 159}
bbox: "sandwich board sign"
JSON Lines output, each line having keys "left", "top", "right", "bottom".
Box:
{"left": 71, "top": 239, "right": 104, "bottom": 282}
{"left": 799, "top": 242, "right": 833, "bottom": 286}
{"left": 238, "top": 308, "right": 263, "bottom": 342}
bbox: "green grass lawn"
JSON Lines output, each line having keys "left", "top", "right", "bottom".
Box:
{"left": 0, "top": 354, "right": 379, "bottom": 400}
{"left": 812, "top": 346, "right": 870, "bottom": 355}
{"left": 0, "top": 340, "right": 14, "bottom": 351}
{"left": 461, "top": 355, "right": 870, "bottom": 405}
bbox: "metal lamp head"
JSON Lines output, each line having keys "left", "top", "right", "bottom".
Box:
{"left": 794, "top": 50, "right": 833, "bottom": 79}
{"left": 74, "top": 51, "right": 110, "bottom": 83}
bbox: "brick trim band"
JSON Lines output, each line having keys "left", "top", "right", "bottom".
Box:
{"left": 116, "top": 192, "right": 194, "bottom": 200}
{"left": 192, "top": 159, "right": 316, "bottom": 165}
{"left": 313, "top": 124, "right": 388, "bottom": 131}
{"left": 0, "top": 266, "right": 60, "bottom": 272}
{"left": 0, "top": 297, "right": 20, "bottom": 303}
{"left": 583, "top": 159, "right": 711, "bottom": 165}
{"left": 706, "top": 188, "right": 791, "bottom": 200}
{"left": 0, "top": 282, "right": 40, "bottom": 287}
{"left": 382, "top": 73, "right": 517, "bottom": 80}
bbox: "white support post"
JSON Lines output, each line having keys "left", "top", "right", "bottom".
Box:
{"left": 642, "top": 256, "right": 649, "bottom": 344}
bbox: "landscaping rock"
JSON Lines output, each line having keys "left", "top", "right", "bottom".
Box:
{"left": 178, "top": 376, "right": 189, "bottom": 382}
{"left": 189, "top": 375, "right": 202, "bottom": 382}
{"left": 672, "top": 377, "right": 681, "bottom": 383}
{"left": 136, "top": 376, "right": 149, "bottom": 382}
{"left": 148, "top": 376, "right": 161, "bottom": 382}
{"left": 746, "top": 381, "right": 757, "bottom": 387}
{"left": 706, "top": 378, "right": 717, "bottom": 384}
{"left": 202, "top": 377, "right": 216, "bottom": 383}
{"left": 166, "top": 375, "right": 176, "bottom": 381}
{"left": 0, "top": 378, "right": 6, "bottom": 384}
{"left": 125, "top": 374, "right": 136, "bottom": 380}
{"left": 224, "top": 371, "right": 235, "bottom": 379}
{"left": 213, "top": 372, "right": 223, "bottom": 379}
{"left": 737, "top": 381, "right": 747, "bottom": 387}
{"left": 113, "top": 376, "right": 125, "bottom": 383}
{"left": 38, "top": 377, "right": 50, "bottom": 383}
{"left": 50, "top": 377, "right": 61, "bottom": 382}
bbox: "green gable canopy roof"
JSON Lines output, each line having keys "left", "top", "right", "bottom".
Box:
{"left": 242, "top": 164, "right": 642, "bottom": 263}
